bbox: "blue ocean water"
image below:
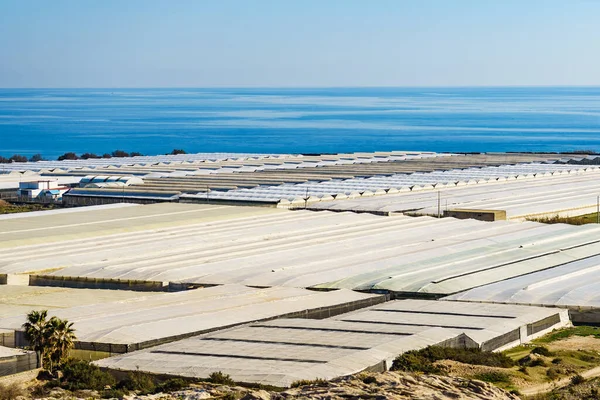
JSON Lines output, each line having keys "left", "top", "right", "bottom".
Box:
{"left": 1, "top": 87, "right": 599, "bottom": 159}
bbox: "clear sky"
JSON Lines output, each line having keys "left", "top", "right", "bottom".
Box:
{"left": 1, "top": 0, "right": 599, "bottom": 87}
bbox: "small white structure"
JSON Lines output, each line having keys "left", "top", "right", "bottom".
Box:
{"left": 17, "top": 180, "right": 69, "bottom": 201}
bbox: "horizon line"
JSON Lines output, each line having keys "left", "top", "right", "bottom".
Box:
{"left": 1, "top": 84, "right": 600, "bottom": 90}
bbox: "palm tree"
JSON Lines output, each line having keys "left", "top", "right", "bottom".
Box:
{"left": 47, "top": 317, "right": 76, "bottom": 371}
{"left": 22, "top": 310, "right": 77, "bottom": 372}
{"left": 22, "top": 310, "right": 50, "bottom": 368}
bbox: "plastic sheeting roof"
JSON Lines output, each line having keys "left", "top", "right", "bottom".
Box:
{"left": 0, "top": 203, "right": 139, "bottom": 222}
{"left": 445, "top": 253, "right": 600, "bottom": 309}
{"left": 181, "top": 163, "right": 599, "bottom": 205}
{"left": 0, "top": 152, "right": 446, "bottom": 176}
{"left": 95, "top": 299, "right": 568, "bottom": 387}
{"left": 0, "top": 203, "right": 280, "bottom": 248}
{"left": 0, "top": 153, "right": 295, "bottom": 173}
{"left": 0, "top": 345, "right": 26, "bottom": 359}
{"left": 0, "top": 285, "right": 380, "bottom": 350}
{"left": 311, "top": 170, "right": 600, "bottom": 220}
{"left": 0, "top": 285, "right": 159, "bottom": 318}
{"left": 3, "top": 207, "right": 600, "bottom": 297}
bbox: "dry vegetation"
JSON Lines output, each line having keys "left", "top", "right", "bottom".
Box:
{"left": 526, "top": 213, "right": 600, "bottom": 225}
{"left": 0, "top": 200, "right": 57, "bottom": 215}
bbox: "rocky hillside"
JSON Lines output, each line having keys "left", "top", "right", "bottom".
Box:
{"left": 121, "top": 371, "right": 519, "bottom": 400}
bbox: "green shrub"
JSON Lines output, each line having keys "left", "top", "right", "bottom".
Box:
{"left": 391, "top": 346, "right": 515, "bottom": 374}
{"left": 578, "top": 353, "right": 596, "bottom": 362}
{"left": 473, "top": 371, "right": 511, "bottom": 383}
{"left": 531, "top": 346, "right": 553, "bottom": 357}
{"left": 60, "top": 359, "right": 116, "bottom": 391}
{"left": 518, "top": 354, "right": 546, "bottom": 367}
{"left": 518, "top": 366, "right": 528, "bottom": 375}
{"left": 155, "top": 378, "right": 189, "bottom": 393}
{"left": 362, "top": 375, "right": 377, "bottom": 385}
{"left": 44, "top": 379, "right": 60, "bottom": 389}
{"left": 290, "top": 379, "right": 328, "bottom": 388}
{"left": 546, "top": 367, "right": 560, "bottom": 380}
{"left": 518, "top": 355, "right": 532, "bottom": 366}
{"left": 392, "top": 350, "right": 445, "bottom": 374}
{"left": 101, "top": 388, "right": 127, "bottom": 399}
{"left": 208, "top": 371, "right": 235, "bottom": 386}
{"left": 530, "top": 358, "right": 547, "bottom": 367}
{"left": 116, "top": 371, "right": 155, "bottom": 394}
{"left": 0, "top": 383, "right": 26, "bottom": 400}
{"left": 551, "top": 358, "right": 562, "bottom": 364}
{"left": 571, "top": 374, "right": 586, "bottom": 385}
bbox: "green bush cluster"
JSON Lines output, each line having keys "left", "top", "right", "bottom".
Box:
{"left": 57, "top": 150, "right": 144, "bottom": 160}
{"left": 208, "top": 371, "right": 235, "bottom": 386}
{"left": 473, "top": 371, "right": 511, "bottom": 384}
{"left": 518, "top": 355, "right": 547, "bottom": 368}
{"left": 362, "top": 375, "right": 378, "bottom": 385}
{"left": 155, "top": 379, "right": 189, "bottom": 393}
{"left": 546, "top": 367, "right": 560, "bottom": 380}
{"left": 53, "top": 360, "right": 191, "bottom": 398}
{"left": 391, "top": 346, "right": 516, "bottom": 374}
{"left": 578, "top": 353, "right": 597, "bottom": 363}
{"left": 116, "top": 370, "right": 156, "bottom": 394}
{"left": 571, "top": 374, "right": 586, "bottom": 385}
{"left": 60, "top": 360, "right": 116, "bottom": 391}
{"left": 531, "top": 346, "right": 553, "bottom": 357}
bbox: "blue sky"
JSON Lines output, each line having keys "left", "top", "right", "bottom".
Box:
{"left": 0, "top": 0, "right": 598, "bottom": 87}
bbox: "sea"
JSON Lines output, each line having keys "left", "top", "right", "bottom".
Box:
{"left": 1, "top": 87, "right": 600, "bottom": 159}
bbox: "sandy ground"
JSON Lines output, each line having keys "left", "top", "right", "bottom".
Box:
{"left": 438, "top": 360, "right": 528, "bottom": 388}
{"left": 0, "top": 369, "right": 40, "bottom": 386}
{"left": 546, "top": 335, "right": 600, "bottom": 353}
{"left": 520, "top": 365, "right": 600, "bottom": 396}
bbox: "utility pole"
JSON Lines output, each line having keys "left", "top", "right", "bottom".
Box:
{"left": 304, "top": 187, "right": 309, "bottom": 209}
{"left": 437, "top": 191, "right": 441, "bottom": 218}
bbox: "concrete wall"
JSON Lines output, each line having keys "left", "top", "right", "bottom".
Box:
{"left": 480, "top": 329, "right": 521, "bottom": 352}
{"left": 279, "top": 294, "right": 390, "bottom": 320}
{"left": 0, "top": 352, "right": 37, "bottom": 377}
{"left": 181, "top": 197, "right": 277, "bottom": 208}
{"left": 63, "top": 194, "right": 174, "bottom": 206}
{"left": 0, "top": 331, "right": 15, "bottom": 348}
{"left": 29, "top": 275, "right": 168, "bottom": 292}
{"left": 569, "top": 309, "right": 600, "bottom": 326}
{"left": 437, "top": 333, "right": 480, "bottom": 349}
{"left": 527, "top": 314, "right": 562, "bottom": 336}
{"left": 444, "top": 209, "right": 507, "bottom": 222}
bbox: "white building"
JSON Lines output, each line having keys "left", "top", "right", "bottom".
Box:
{"left": 17, "top": 180, "right": 70, "bottom": 201}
